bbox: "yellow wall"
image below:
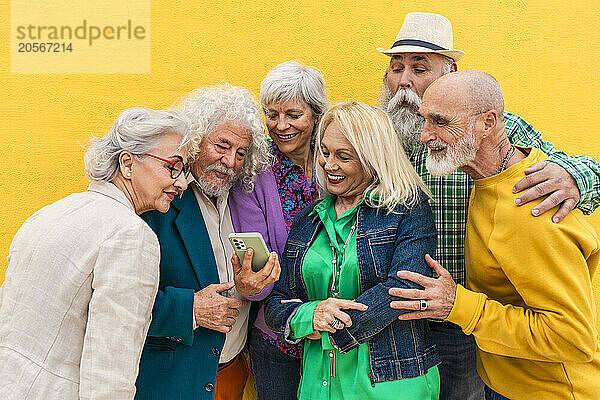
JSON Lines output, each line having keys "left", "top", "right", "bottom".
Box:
{"left": 2, "top": 0, "right": 600, "bottom": 282}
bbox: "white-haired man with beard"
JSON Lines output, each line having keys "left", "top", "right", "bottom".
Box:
{"left": 380, "top": 12, "right": 600, "bottom": 400}
{"left": 389, "top": 69, "right": 600, "bottom": 400}
{"left": 135, "top": 84, "right": 281, "bottom": 400}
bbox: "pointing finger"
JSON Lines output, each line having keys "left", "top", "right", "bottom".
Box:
{"left": 281, "top": 299, "right": 302, "bottom": 304}
{"left": 335, "top": 299, "right": 368, "bottom": 311}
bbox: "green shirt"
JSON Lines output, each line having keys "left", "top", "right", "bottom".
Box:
{"left": 290, "top": 195, "right": 440, "bottom": 400}
{"left": 411, "top": 111, "right": 600, "bottom": 286}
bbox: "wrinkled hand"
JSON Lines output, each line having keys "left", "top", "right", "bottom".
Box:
{"left": 193, "top": 282, "right": 249, "bottom": 333}
{"left": 232, "top": 249, "right": 281, "bottom": 297}
{"left": 313, "top": 298, "right": 368, "bottom": 333}
{"left": 513, "top": 161, "right": 580, "bottom": 223}
{"left": 389, "top": 254, "right": 456, "bottom": 320}
{"left": 278, "top": 299, "right": 320, "bottom": 339}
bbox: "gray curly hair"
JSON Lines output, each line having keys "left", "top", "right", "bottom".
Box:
{"left": 177, "top": 83, "right": 271, "bottom": 190}
{"left": 84, "top": 107, "right": 193, "bottom": 182}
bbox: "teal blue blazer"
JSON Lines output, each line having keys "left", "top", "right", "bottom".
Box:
{"left": 135, "top": 189, "right": 225, "bottom": 399}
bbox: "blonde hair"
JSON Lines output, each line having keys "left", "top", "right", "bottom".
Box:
{"left": 315, "top": 101, "right": 431, "bottom": 212}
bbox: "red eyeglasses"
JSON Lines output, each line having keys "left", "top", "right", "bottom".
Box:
{"left": 144, "top": 153, "right": 191, "bottom": 180}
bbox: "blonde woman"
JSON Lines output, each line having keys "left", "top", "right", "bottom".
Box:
{"left": 264, "top": 101, "right": 441, "bottom": 399}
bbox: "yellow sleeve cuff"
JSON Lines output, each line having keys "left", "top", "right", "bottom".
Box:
{"left": 445, "top": 284, "right": 487, "bottom": 334}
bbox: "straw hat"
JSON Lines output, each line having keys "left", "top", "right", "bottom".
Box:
{"left": 376, "top": 12, "right": 465, "bottom": 62}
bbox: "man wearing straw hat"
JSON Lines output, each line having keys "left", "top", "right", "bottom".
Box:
{"left": 379, "top": 12, "right": 600, "bottom": 400}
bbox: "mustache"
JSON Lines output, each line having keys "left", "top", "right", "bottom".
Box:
{"left": 386, "top": 88, "right": 422, "bottom": 114}
{"left": 206, "top": 163, "right": 234, "bottom": 178}
{"left": 425, "top": 140, "right": 449, "bottom": 150}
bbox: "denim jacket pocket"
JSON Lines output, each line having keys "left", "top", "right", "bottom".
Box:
{"left": 366, "top": 232, "right": 396, "bottom": 280}
{"left": 284, "top": 245, "right": 301, "bottom": 291}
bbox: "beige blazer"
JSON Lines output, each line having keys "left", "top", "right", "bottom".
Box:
{"left": 0, "top": 181, "right": 160, "bottom": 399}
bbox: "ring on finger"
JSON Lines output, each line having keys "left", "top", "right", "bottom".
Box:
{"left": 330, "top": 318, "right": 345, "bottom": 330}
{"left": 419, "top": 299, "right": 428, "bottom": 311}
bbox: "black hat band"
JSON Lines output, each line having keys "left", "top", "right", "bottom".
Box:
{"left": 391, "top": 39, "right": 447, "bottom": 51}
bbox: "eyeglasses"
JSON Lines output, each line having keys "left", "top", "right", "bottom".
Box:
{"left": 144, "top": 153, "right": 191, "bottom": 180}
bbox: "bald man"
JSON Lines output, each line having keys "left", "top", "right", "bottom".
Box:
{"left": 389, "top": 70, "right": 600, "bottom": 400}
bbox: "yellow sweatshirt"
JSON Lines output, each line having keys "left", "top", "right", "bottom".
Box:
{"left": 446, "top": 147, "right": 600, "bottom": 399}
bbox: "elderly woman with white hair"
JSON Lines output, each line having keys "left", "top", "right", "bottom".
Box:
{"left": 264, "top": 101, "right": 441, "bottom": 399}
{"left": 0, "top": 108, "right": 193, "bottom": 400}
{"left": 228, "top": 60, "right": 329, "bottom": 399}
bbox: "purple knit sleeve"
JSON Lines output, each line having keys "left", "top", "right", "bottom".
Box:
{"left": 229, "top": 169, "right": 288, "bottom": 304}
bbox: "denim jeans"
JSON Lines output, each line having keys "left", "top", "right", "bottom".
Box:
{"left": 429, "top": 321, "right": 484, "bottom": 400}
{"left": 248, "top": 327, "right": 301, "bottom": 400}
{"left": 484, "top": 385, "right": 511, "bottom": 400}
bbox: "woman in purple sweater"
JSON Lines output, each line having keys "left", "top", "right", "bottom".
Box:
{"left": 229, "top": 60, "right": 329, "bottom": 400}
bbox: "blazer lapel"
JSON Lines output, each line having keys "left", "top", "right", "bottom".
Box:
{"left": 172, "top": 189, "right": 219, "bottom": 289}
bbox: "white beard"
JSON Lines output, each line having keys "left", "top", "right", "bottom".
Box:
{"left": 425, "top": 129, "right": 477, "bottom": 176}
{"left": 195, "top": 164, "right": 237, "bottom": 197}
{"left": 380, "top": 85, "right": 424, "bottom": 152}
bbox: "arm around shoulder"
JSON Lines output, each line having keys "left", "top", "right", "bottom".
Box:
{"left": 505, "top": 111, "right": 600, "bottom": 214}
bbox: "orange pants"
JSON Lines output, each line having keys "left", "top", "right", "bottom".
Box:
{"left": 214, "top": 352, "right": 250, "bottom": 400}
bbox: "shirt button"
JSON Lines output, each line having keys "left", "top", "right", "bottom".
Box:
{"left": 322, "top": 381, "right": 328, "bottom": 386}
{"left": 205, "top": 383, "right": 214, "bottom": 392}
{"left": 212, "top": 347, "right": 220, "bottom": 356}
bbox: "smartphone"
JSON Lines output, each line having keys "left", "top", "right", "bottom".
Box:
{"left": 228, "top": 232, "right": 271, "bottom": 272}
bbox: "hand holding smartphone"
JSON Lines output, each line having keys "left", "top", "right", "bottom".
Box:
{"left": 228, "top": 232, "right": 270, "bottom": 272}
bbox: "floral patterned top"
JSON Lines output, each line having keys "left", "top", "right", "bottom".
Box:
{"left": 271, "top": 142, "right": 319, "bottom": 233}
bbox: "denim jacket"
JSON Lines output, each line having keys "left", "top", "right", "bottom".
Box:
{"left": 264, "top": 192, "right": 441, "bottom": 383}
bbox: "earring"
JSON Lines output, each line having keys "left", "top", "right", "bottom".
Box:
{"left": 482, "top": 134, "right": 487, "bottom": 139}
{"left": 126, "top": 171, "right": 132, "bottom": 177}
